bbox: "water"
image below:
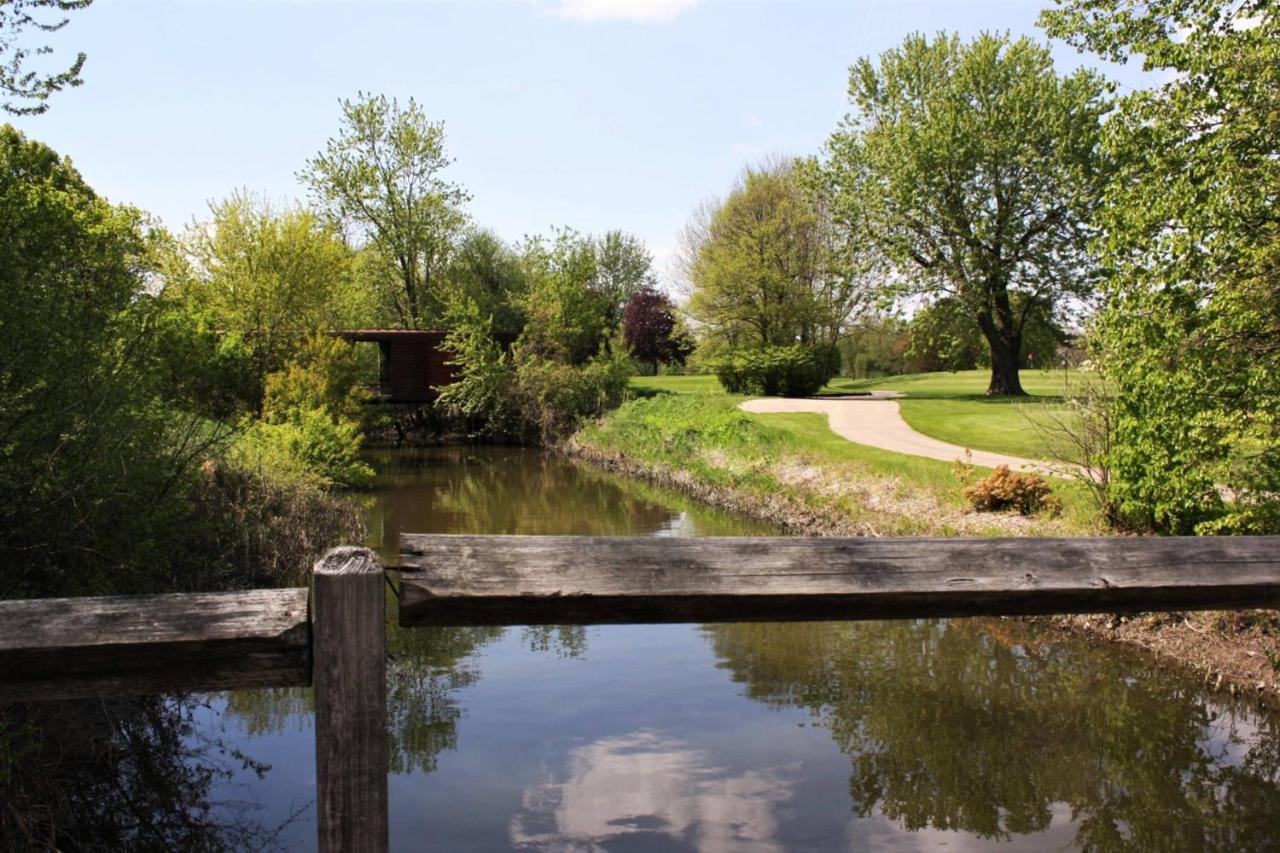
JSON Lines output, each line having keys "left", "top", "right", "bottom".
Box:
{"left": 7, "top": 447, "right": 1280, "bottom": 850}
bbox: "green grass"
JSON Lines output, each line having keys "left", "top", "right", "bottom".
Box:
{"left": 579, "top": 393, "right": 1097, "bottom": 536}
{"left": 821, "top": 368, "right": 1082, "bottom": 398}
{"left": 828, "top": 370, "right": 1081, "bottom": 461}
{"left": 631, "top": 370, "right": 1082, "bottom": 462}
{"left": 629, "top": 374, "right": 727, "bottom": 396}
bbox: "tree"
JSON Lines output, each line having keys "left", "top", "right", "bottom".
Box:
{"left": 623, "top": 286, "right": 691, "bottom": 374}
{"left": 0, "top": 125, "right": 187, "bottom": 594}
{"left": 160, "top": 192, "right": 366, "bottom": 406}
{"left": 1042, "top": 0, "right": 1280, "bottom": 533}
{"left": 687, "top": 160, "right": 867, "bottom": 352}
{"left": 301, "top": 93, "right": 469, "bottom": 328}
{"left": 1, "top": 0, "right": 90, "bottom": 115}
{"left": 443, "top": 229, "right": 528, "bottom": 336}
{"left": 824, "top": 32, "right": 1110, "bottom": 396}
{"left": 908, "top": 294, "right": 1068, "bottom": 373}
{"left": 518, "top": 228, "right": 610, "bottom": 365}
{"left": 592, "top": 230, "right": 655, "bottom": 332}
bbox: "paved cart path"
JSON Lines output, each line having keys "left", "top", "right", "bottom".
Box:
{"left": 740, "top": 394, "right": 1072, "bottom": 477}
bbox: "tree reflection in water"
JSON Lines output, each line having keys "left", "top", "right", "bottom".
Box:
{"left": 703, "top": 619, "right": 1280, "bottom": 851}
{"left": 0, "top": 695, "right": 302, "bottom": 851}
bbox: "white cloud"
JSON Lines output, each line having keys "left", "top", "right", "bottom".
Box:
{"left": 536, "top": 0, "right": 700, "bottom": 23}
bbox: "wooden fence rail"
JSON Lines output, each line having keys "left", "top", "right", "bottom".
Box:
{"left": 0, "top": 587, "right": 311, "bottom": 702}
{"left": 399, "top": 534, "right": 1280, "bottom": 626}
{"left": 2, "top": 533, "right": 1280, "bottom": 853}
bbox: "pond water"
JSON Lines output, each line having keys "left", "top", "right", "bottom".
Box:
{"left": 8, "top": 447, "right": 1280, "bottom": 850}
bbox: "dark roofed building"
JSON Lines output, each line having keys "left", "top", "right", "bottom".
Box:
{"left": 336, "top": 329, "right": 459, "bottom": 404}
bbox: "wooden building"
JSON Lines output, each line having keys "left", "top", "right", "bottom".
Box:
{"left": 336, "top": 329, "right": 459, "bottom": 404}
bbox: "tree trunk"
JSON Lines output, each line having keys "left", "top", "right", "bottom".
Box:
{"left": 985, "top": 337, "right": 1025, "bottom": 396}
{"left": 977, "top": 311, "right": 1025, "bottom": 396}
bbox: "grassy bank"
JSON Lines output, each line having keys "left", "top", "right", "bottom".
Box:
{"left": 571, "top": 392, "right": 1096, "bottom": 537}
{"left": 588, "top": 376, "right": 1280, "bottom": 707}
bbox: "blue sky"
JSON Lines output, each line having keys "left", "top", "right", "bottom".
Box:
{"left": 12, "top": 0, "right": 1148, "bottom": 284}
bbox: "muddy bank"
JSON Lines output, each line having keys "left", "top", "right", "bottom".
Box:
{"left": 1037, "top": 611, "right": 1280, "bottom": 708}
{"left": 564, "top": 436, "right": 1280, "bottom": 708}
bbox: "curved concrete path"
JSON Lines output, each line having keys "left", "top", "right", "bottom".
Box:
{"left": 740, "top": 394, "right": 1071, "bottom": 477}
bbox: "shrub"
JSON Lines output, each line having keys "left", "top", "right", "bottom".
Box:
{"left": 963, "top": 465, "right": 1062, "bottom": 517}
{"left": 262, "top": 334, "right": 370, "bottom": 424}
{"left": 714, "top": 344, "right": 841, "bottom": 396}
{"left": 236, "top": 408, "right": 374, "bottom": 488}
{"left": 512, "top": 348, "right": 633, "bottom": 442}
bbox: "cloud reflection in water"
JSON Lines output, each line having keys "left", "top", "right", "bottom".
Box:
{"left": 509, "top": 729, "right": 795, "bottom": 852}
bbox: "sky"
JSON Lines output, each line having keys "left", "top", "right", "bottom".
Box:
{"left": 11, "top": 0, "right": 1150, "bottom": 285}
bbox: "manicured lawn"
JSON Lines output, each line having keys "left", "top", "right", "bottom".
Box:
{"left": 821, "top": 368, "right": 1081, "bottom": 398}
{"left": 631, "top": 369, "right": 1084, "bottom": 462}
{"left": 826, "top": 370, "right": 1082, "bottom": 461}
{"left": 630, "top": 374, "right": 728, "bottom": 396}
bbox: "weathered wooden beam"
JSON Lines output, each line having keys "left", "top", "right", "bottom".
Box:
{"left": 312, "top": 546, "right": 388, "bottom": 853}
{"left": 398, "top": 534, "right": 1280, "bottom": 626}
{"left": 0, "top": 588, "right": 310, "bottom": 703}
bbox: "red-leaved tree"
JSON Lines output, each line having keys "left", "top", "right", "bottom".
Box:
{"left": 623, "top": 287, "right": 691, "bottom": 375}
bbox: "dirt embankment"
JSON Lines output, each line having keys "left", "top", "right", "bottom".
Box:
{"left": 1038, "top": 611, "right": 1280, "bottom": 707}
{"left": 564, "top": 437, "right": 1280, "bottom": 709}
{"left": 562, "top": 438, "right": 867, "bottom": 537}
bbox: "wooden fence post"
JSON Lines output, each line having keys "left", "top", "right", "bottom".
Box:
{"left": 312, "top": 546, "right": 388, "bottom": 852}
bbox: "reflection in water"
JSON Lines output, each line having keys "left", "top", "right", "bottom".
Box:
{"left": 0, "top": 696, "right": 301, "bottom": 851}
{"left": 24, "top": 447, "right": 1277, "bottom": 850}
{"left": 705, "top": 620, "right": 1280, "bottom": 851}
{"left": 363, "top": 446, "right": 765, "bottom": 563}
{"left": 510, "top": 730, "right": 794, "bottom": 853}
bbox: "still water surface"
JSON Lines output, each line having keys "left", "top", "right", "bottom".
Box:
{"left": 201, "top": 448, "right": 1280, "bottom": 849}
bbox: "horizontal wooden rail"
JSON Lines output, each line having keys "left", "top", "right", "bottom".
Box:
{"left": 0, "top": 588, "right": 310, "bottom": 703}
{"left": 399, "top": 534, "right": 1280, "bottom": 626}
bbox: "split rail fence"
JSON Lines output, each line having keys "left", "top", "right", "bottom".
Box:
{"left": 2, "top": 534, "right": 1278, "bottom": 851}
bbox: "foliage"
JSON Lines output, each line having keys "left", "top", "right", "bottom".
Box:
{"left": 160, "top": 192, "right": 366, "bottom": 407}
{"left": 235, "top": 411, "right": 372, "bottom": 490}
{"left": 262, "top": 334, "right": 370, "bottom": 426}
{"left": 687, "top": 160, "right": 869, "bottom": 351}
{"left": 443, "top": 229, "right": 528, "bottom": 336}
{"left": 255, "top": 335, "right": 374, "bottom": 487}
{"left": 623, "top": 286, "right": 692, "bottom": 374}
{"left": 824, "top": 32, "right": 1110, "bottom": 395}
{"left": 517, "top": 229, "right": 611, "bottom": 364}
{"left": 838, "top": 313, "right": 914, "bottom": 377}
{"left": 0, "top": 127, "right": 364, "bottom": 597}
{"left": 906, "top": 298, "right": 986, "bottom": 373}
{"left": 143, "top": 302, "right": 258, "bottom": 420}
{"left": 1042, "top": 0, "right": 1280, "bottom": 533}
{"left": 510, "top": 347, "right": 633, "bottom": 443}
{"left": 961, "top": 465, "right": 1062, "bottom": 517}
{"left": 437, "top": 230, "right": 636, "bottom": 442}
{"left": 301, "top": 92, "right": 470, "bottom": 328}
{"left": 908, "top": 295, "right": 1069, "bottom": 373}
{"left": 592, "top": 229, "right": 656, "bottom": 332}
{"left": 0, "top": 0, "right": 90, "bottom": 115}
{"left": 713, "top": 343, "right": 842, "bottom": 397}
{"left": 0, "top": 124, "right": 196, "bottom": 596}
